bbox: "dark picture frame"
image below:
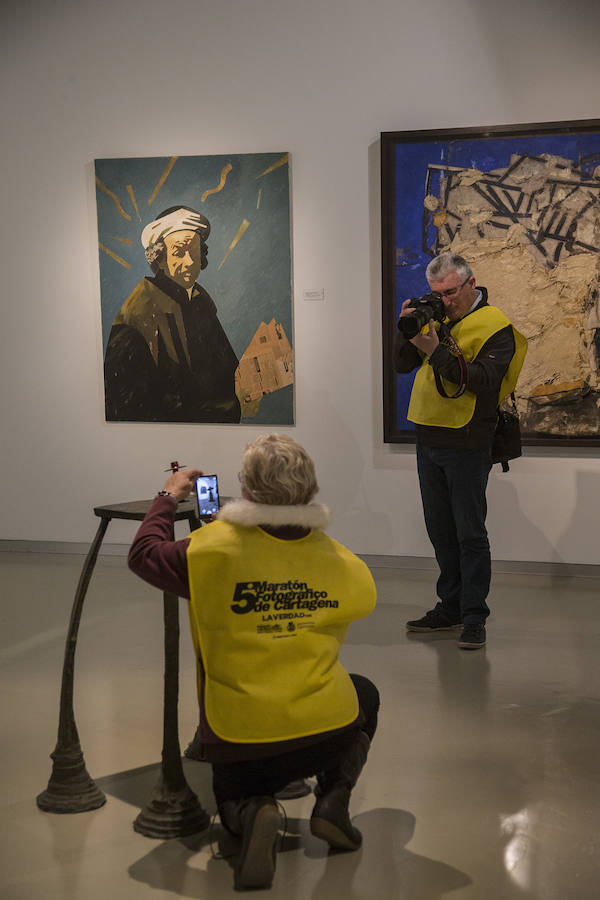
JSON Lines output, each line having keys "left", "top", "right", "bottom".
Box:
{"left": 381, "top": 120, "right": 600, "bottom": 446}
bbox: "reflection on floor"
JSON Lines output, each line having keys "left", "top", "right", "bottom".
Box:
{"left": 1, "top": 551, "right": 599, "bottom": 899}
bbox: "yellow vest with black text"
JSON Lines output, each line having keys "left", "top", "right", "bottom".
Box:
{"left": 407, "top": 306, "right": 528, "bottom": 429}
{"left": 186, "top": 521, "right": 376, "bottom": 743}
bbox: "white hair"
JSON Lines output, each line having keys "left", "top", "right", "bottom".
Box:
{"left": 240, "top": 434, "right": 318, "bottom": 506}
{"left": 426, "top": 252, "right": 473, "bottom": 284}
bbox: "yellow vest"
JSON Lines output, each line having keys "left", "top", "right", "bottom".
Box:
{"left": 186, "top": 521, "right": 376, "bottom": 743}
{"left": 407, "top": 306, "right": 528, "bottom": 429}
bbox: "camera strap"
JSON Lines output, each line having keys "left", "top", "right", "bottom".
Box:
{"left": 433, "top": 325, "right": 469, "bottom": 399}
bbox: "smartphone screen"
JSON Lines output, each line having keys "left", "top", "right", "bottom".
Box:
{"left": 195, "top": 474, "right": 220, "bottom": 517}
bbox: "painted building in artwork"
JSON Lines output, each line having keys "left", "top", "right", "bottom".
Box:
{"left": 235, "top": 318, "right": 294, "bottom": 416}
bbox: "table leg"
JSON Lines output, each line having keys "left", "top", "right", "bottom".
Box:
{"left": 186, "top": 510, "right": 202, "bottom": 532}
{"left": 133, "top": 592, "right": 209, "bottom": 837}
{"left": 37, "top": 517, "right": 109, "bottom": 813}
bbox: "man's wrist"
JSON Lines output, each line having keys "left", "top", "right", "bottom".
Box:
{"left": 428, "top": 344, "right": 449, "bottom": 366}
{"left": 156, "top": 490, "right": 176, "bottom": 501}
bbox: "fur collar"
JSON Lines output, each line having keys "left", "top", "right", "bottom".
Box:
{"left": 217, "top": 498, "right": 331, "bottom": 530}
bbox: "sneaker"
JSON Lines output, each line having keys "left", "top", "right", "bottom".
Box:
{"left": 235, "top": 796, "right": 281, "bottom": 890}
{"left": 406, "top": 610, "right": 462, "bottom": 632}
{"left": 458, "top": 624, "right": 486, "bottom": 649}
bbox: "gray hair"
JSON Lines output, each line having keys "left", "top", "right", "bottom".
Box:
{"left": 145, "top": 238, "right": 167, "bottom": 274}
{"left": 240, "top": 434, "right": 319, "bottom": 506}
{"left": 426, "top": 252, "right": 473, "bottom": 284}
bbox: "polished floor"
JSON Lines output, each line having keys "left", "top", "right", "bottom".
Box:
{"left": 1, "top": 550, "right": 599, "bottom": 899}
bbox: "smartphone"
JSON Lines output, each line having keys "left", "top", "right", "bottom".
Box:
{"left": 195, "top": 474, "right": 220, "bottom": 518}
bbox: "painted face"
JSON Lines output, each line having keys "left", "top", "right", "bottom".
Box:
{"left": 162, "top": 230, "right": 205, "bottom": 289}
{"left": 428, "top": 270, "right": 477, "bottom": 322}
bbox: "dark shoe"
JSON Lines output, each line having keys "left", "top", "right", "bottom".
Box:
{"left": 235, "top": 796, "right": 281, "bottom": 891}
{"left": 406, "top": 610, "right": 462, "bottom": 632}
{"left": 219, "top": 799, "right": 242, "bottom": 836}
{"left": 311, "top": 783, "right": 362, "bottom": 850}
{"left": 310, "top": 730, "right": 370, "bottom": 851}
{"left": 275, "top": 778, "right": 311, "bottom": 800}
{"left": 183, "top": 727, "right": 204, "bottom": 761}
{"left": 458, "top": 624, "right": 486, "bottom": 649}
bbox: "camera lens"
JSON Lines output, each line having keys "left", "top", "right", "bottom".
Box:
{"left": 398, "top": 315, "right": 420, "bottom": 339}
{"left": 398, "top": 305, "right": 431, "bottom": 339}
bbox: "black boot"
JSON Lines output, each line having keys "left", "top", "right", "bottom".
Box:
{"left": 218, "top": 799, "right": 242, "bottom": 836}
{"left": 310, "top": 731, "right": 370, "bottom": 851}
{"left": 234, "top": 796, "right": 281, "bottom": 891}
{"left": 183, "top": 726, "right": 205, "bottom": 761}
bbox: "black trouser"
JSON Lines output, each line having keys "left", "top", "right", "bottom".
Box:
{"left": 417, "top": 444, "right": 492, "bottom": 625}
{"left": 212, "top": 674, "right": 379, "bottom": 806}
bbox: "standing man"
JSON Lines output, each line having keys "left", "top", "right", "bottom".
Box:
{"left": 394, "top": 253, "right": 527, "bottom": 649}
{"left": 104, "top": 205, "right": 241, "bottom": 423}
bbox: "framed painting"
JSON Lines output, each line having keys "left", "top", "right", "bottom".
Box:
{"left": 381, "top": 120, "right": 600, "bottom": 446}
{"left": 95, "top": 152, "right": 293, "bottom": 424}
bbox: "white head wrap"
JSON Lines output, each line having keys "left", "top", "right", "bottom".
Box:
{"left": 141, "top": 208, "right": 209, "bottom": 249}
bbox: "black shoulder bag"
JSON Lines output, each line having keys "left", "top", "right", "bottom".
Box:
{"left": 492, "top": 393, "right": 522, "bottom": 473}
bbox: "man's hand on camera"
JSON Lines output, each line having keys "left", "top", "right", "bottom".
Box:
{"left": 161, "top": 468, "right": 204, "bottom": 502}
{"left": 410, "top": 319, "right": 439, "bottom": 357}
{"left": 398, "top": 298, "right": 414, "bottom": 318}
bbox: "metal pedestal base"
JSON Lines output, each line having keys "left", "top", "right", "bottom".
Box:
{"left": 37, "top": 746, "right": 106, "bottom": 813}
{"left": 133, "top": 781, "right": 210, "bottom": 838}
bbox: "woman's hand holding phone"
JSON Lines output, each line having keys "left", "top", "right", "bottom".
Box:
{"left": 161, "top": 468, "right": 204, "bottom": 502}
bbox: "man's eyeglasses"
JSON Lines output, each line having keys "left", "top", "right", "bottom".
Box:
{"left": 433, "top": 275, "right": 471, "bottom": 300}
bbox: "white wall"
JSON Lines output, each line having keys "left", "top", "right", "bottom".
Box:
{"left": 2, "top": 0, "right": 600, "bottom": 564}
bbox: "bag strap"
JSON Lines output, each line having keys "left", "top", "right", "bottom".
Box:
{"left": 498, "top": 392, "right": 518, "bottom": 415}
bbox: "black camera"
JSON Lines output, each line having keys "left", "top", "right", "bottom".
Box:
{"left": 398, "top": 293, "right": 446, "bottom": 339}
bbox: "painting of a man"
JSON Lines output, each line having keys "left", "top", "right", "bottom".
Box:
{"left": 96, "top": 152, "right": 294, "bottom": 425}
{"left": 104, "top": 205, "right": 241, "bottom": 423}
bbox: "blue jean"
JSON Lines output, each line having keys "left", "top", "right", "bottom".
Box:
{"left": 416, "top": 444, "right": 492, "bottom": 625}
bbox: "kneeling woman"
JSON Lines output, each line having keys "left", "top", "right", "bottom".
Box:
{"left": 128, "top": 434, "right": 379, "bottom": 891}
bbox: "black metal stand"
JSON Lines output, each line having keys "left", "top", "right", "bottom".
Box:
{"left": 133, "top": 592, "right": 209, "bottom": 838}
{"left": 37, "top": 517, "right": 109, "bottom": 813}
{"left": 37, "top": 499, "right": 209, "bottom": 836}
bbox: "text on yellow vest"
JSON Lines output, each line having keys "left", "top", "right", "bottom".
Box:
{"left": 186, "top": 520, "right": 376, "bottom": 742}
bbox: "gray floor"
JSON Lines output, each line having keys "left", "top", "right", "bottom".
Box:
{"left": 1, "top": 551, "right": 599, "bottom": 899}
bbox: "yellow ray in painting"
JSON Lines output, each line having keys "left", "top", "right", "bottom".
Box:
{"left": 112, "top": 236, "right": 132, "bottom": 245}
{"left": 148, "top": 156, "right": 178, "bottom": 206}
{"left": 99, "top": 242, "right": 132, "bottom": 269}
{"left": 95, "top": 176, "right": 132, "bottom": 220}
{"left": 256, "top": 153, "right": 289, "bottom": 180}
{"left": 126, "top": 184, "right": 141, "bottom": 220}
{"left": 201, "top": 163, "right": 233, "bottom": 202}
{"left": 257, "top": 187, "right": 262, "bottom": 209}
{"left": 217, "top": 219, "right": 250, "bottom": 271}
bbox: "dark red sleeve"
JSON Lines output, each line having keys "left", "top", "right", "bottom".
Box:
{"left": 128, "top": 496, "right": 191, "bottom": 598}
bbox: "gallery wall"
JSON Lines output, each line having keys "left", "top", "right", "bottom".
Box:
{"left": 2, "top": 0, "right": 600, "bottom": 564}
